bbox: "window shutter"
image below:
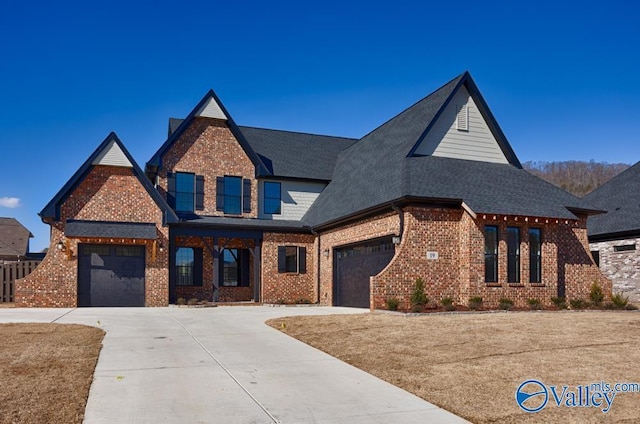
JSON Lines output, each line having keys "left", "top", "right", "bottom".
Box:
{"left": 193, "top": 247, "right": 203, "bottom": 287}
{"left": 243, "top": 179, "right": 251, "bottom": 213}
{"left": 298, "top": 247, "right": 307, "bottom": 274}
{"left": 240, "top": 249, "right": 250, "bottom": 287}
{"left": 195, "top": 175, "right": 205, "bottom": 211}
{"left": 166, "top": 172, "right": 176, "bottom": 208}
{"left": 277, "top": 246, "right": 286, "bottom": 273}
{"left": 216, "top": 177, "right": 225, "bottom": 211}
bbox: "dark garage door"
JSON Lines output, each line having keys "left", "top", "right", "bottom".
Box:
{"left": 78, "top": 244, "right": 145, "bottom": 307}
{"left": 334, "top": 238, "right": 395, "bottom": 308}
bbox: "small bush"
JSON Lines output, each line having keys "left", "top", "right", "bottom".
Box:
{"left": 527, "top": 298, "right": 541, "bottom": 310}
{"left": 625, "top": 303, "right": 639, "bottom": 310}
{"left": 441, "top": 296, "right": 455, "bottom": 311}
{"left": 611, "top": 292, "right": 629, "bottom": 309}
{"left": 386, "top": 297, "right": 399, "bottom": 311}
{"left": 551, "top": 296, "right": 567, "bottom": 309}
{"left": 570, "top": 298, "right": 587, "bottom": 309}
{"left": 410, "top": 278, "right": 428, "bottom": 312}
{"left": 590, "top": 282, "right": 604, "bottom": 306}
{"left": 468, "top": 296, "right": 483, "bottom": 310}
{"left": 187, "top": 298, "right": 199, "bottom": 305}
{"left": 498, "top": 297, "right": 514, "bottom": 311}
{"left": 177, "top": 297, "right": 186, "bottom": 305}
{"left": 296, "top": 298, "right": 312, "bottom": 304}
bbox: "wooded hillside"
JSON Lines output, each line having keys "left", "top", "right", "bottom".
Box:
{"left": 523, "top": 160, "right": 630, "bottom": 198}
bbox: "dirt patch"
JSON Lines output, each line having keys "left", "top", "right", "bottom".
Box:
{"left": 268, "top": 311, "right": 640, "bottom": 423}
{"left": 0, "top": 323, "right": 105, "bottom": 424}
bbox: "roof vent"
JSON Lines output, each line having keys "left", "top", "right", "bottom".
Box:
{"left": 456, "top": 105, "right": 469, "bottom": 131}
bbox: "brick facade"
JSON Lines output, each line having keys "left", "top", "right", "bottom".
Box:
{"left": 158, "top": 118, "right": 259, "bottom": 218}
{"left": 15, "top": 165, "right": 169, "bottom": 307}
{"left": 590, "top": 238, "right": 640, "bottom": 302}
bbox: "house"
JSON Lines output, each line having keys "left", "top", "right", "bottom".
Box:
{"left": 16, "top": 72, "right": 610, "bottom": 309}
{"left": 0, "top": 217, "right": 35, "bottom": 262}
{"left": 585, "top": 161, "right": 640, "bottom": 302}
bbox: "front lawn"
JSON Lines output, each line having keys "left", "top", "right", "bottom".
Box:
{"left": 268, "top": 311, "right": 640, "bottom": 423}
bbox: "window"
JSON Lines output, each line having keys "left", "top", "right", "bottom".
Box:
{"left": 222, "top": 248, "right": 239, "bottom": 286}
{"left": 115, "top": 246, "right": 144, "bottom": 257}
{"left": 591, "top": 250, "right": 600, "bottom": 267}
{"left": 484, "top": 226, "right": 498, "bottom": 283}
{"left": 529, "top": 228, "right": 541, "bottom": 283}
{"left": 176, "top": 247, "right": 202, "bottom": 286}
{"left": 277, "top": 246, "right": 307, "bottom": 273}
{"left": 167, "top": 172, "right": 204, "bottom": 212}
{"left": 614, "top": 244, "right": 636, "bottom": 252}
{"left": 264, "top": 182, "right": 281, "bottom": 215}
{"left": 507, "top": 227, "right": 520, "bottom": 283}
{"left": 216, "top": 176, "right": 251, "bottom": 215}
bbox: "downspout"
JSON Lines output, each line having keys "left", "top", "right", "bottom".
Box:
{"left": 311, "top": 228, "right": 321, "bottom": 304}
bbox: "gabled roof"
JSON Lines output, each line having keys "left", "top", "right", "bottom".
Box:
{"left": 238, "top": 126, "right": 357, "bottom": 181}
{"left": 40, "top": 132, "right": 178, "bottom": 225}
{"left": 147, "top": 90, "right": 269, "bottom": 176}
{"left": 584, "top": 161, "right": 640, "bottom": 239}
{"left": 303, "top": 72, "right": 601, "bottom": 228}
{"left": 0, "top": 217, "right": 32, "bottom": 257}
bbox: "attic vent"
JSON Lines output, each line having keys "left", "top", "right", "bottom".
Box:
{"left": 456, "top": 105, "right": 469, "bottom": 131}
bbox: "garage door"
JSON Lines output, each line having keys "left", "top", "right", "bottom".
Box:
{"left": 334, "top": 238, "right": 395, "bottom": 308}
{"left": 78, "top": 244, "right": 145, "bottom": 307}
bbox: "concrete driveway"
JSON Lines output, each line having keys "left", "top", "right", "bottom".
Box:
{"left": 0, "top": 306, "right": 468, "bottom": 423}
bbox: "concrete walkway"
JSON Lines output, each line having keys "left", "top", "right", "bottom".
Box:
{"left": 0, "top": 306, "right": 468, "bottom": 423}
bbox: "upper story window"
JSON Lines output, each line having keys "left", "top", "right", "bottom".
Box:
{"left": 216, "top": 176, "right": 252, "bottom": 215}
{"left": 264, "top": 182, "right": 281, "bottom": 215}
{"left": 167, "top": 172, "right": 204, "bottom": 212}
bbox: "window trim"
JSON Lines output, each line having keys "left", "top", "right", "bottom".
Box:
{"left": 484, "top": 225, "right": 498, "bottom": 283}
{"left": 277, "top": 245, "right": 307, "bottom": 274}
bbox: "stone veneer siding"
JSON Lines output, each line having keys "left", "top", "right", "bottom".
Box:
{"left": 158, "top": 118, "right": 258, "bottom": 218}
{"left": 15, "top": 165, "right": 169, "bottom": 307}
{"left": 589, "top": 238, "right": 640, "bottom": 302}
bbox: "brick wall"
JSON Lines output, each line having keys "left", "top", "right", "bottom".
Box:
{"left": 590, "top": 238, "right": 640, "bottom": 302}
{"left": 15, "top": 165, "right": 169, "bottom": 307}
{"left": 261, "top": 232, "right": 316, "bottom": 304}
{"left": 158, "top": 117, "right": 258, "bottom": 218}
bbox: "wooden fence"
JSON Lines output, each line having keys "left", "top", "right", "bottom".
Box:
{"left": 0, "top": 261, "right": 41, "bottom": 303}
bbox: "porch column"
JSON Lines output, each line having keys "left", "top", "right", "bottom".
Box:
{"left": 213, "top": 240, "right": 220, "bottom": 302}
{"left": 252, "top": 243, "right": 261, "bottom": 302}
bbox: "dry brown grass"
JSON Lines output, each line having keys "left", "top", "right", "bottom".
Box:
{"left": 268, "top": 311, "right": 640, "bottom": 423}
{"left": 0, "top": 323, "right": 105, "bottom": 424}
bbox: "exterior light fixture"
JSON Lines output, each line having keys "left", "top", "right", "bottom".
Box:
{"left": 323, "top": 249, "right": 330, "bottom": 257}
{"left": 392, "top": 236, "right": 401, "bottom": 245}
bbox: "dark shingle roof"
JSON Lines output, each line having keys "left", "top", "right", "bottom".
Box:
{"left": 238, "top": 126, "right": 357, "bottom": 181}
{"left": 177, "top": 214, "right": 310, "bottom": 232}
{"left": 303, "top": 72, "right": 600, "bottom": 228}
{"left": 0, "top": 217, "right": 32, "bottom": 257}
{"left": 65, "top": 220, "right": 158, "bottom": 239}
{"left": 584, "top": 161, "right": 640, "bottom": 238}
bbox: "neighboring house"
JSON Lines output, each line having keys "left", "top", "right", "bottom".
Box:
{"left": 585, "top": 162, "right": 640, "bottom": 302}
{"left": 16, "top": 72, "right": 610, "bottom": 308}
{"left": 0, "top": 217, "right": 34, "bottom": 262}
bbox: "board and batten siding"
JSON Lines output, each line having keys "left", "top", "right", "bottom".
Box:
{"left": 413, "top": 85, "right": 509, "bottom": 164}
{"left": 259, "top": 180, "right": 325, "bottom": 221}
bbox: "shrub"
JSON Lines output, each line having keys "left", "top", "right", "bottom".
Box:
{"left": 187, "top": 298, "right": 199, "bottom": 305}
{"left": 527, "top": 298, "right": 541, "bottom": 310}
{"left": 386, "top": 297, "right": 399, "bottom": 311}
{"left": 590, "top": 282, "right": 604, "bottom": 306}
{"left": 468, "top": 296, "right": 483, "bottom": 310}
{"left": 177, "top": 297, "right": 186, "bottom": 305}
{"left": 296, "top": 298, "right": 312, "bottom": 304}
{"left": 410, "top": 278, "right": 428, "bottom": 312}
{"left": 625, "top": 303, "right": 639, "bottom": 310}
{"left": 441, "top": 296, "right": 455, "bottom": 311}
{"left": 611, "top": 292, "right": 629, "bottom": 309}
{"left": 551, "top": 296, "right": 567, "bottom": 309}
{"left": 570, "top": 298, "right": 587, "bottom": 309}
{"left": 498, "top": 297, "right": 513, "bottom": 311}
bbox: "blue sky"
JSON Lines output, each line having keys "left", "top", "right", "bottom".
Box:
{"left": 1, "top": 0, "right": 639, "bottom": 251}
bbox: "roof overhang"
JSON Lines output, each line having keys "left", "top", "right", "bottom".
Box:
{"left": 65, "top": 220, "right": 157, "bottom": 240}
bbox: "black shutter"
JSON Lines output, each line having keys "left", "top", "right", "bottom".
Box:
{"left": 193, "top": 247, "right": 203, "bottom": 287}
{"left": 277, "top": 246, "right": 286, "bottom": 273}
{"left": 216, "top": 177, "right": 225, "bottom": 211}
{"left": 240, "top": 249, "right": 250, "bottom": 287}
{"left": 298, "top": 247, "right": 307, "bottom": 274}
{"left": 243, "top": 179, "right": 251, "bottom": 213}
{"left": 167, "top": 172, "right": 176, "bottom": 208}
{"left": 195, "top": 175, "right": 205, "bottom": 211}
